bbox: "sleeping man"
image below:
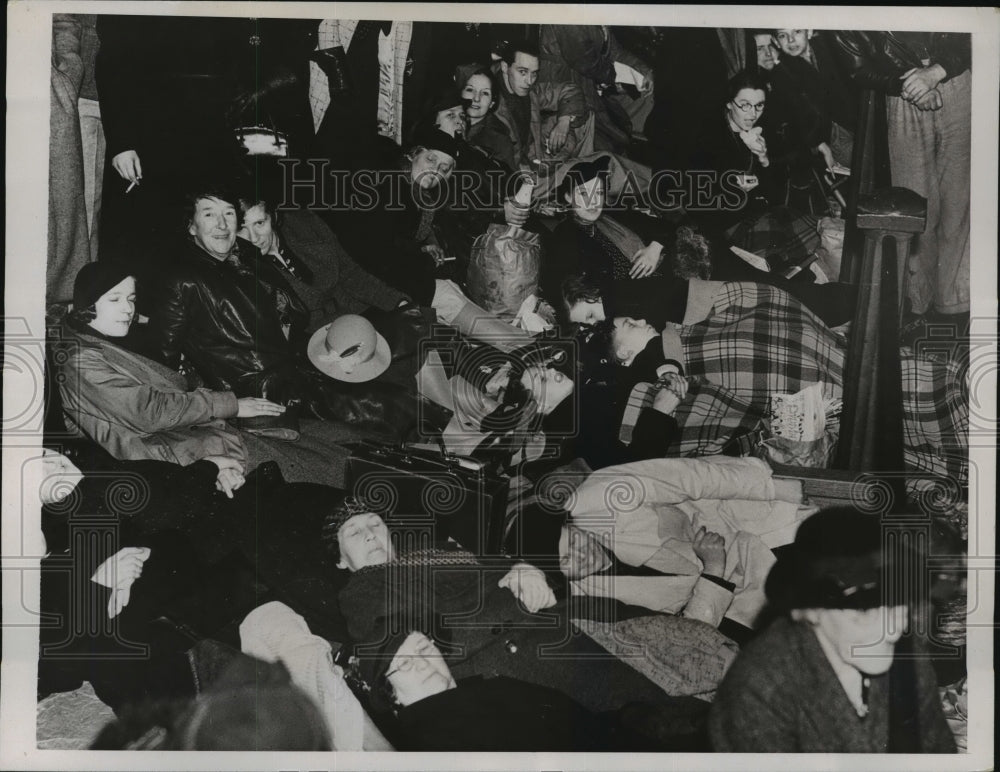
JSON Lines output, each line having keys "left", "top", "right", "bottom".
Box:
{"left": 506, "top": 456, "right": 815, "bottom": 644}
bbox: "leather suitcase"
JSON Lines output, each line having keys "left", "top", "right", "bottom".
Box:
{"left": 344, "top": 442, "right": 511, "bottom": 556}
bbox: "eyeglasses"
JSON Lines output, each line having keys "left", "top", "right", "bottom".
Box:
{"left": 734, "top": 101, "right": 766, "bottom": 114}
{"left": 385, "top": 655, "right": 432, "bottom": 678}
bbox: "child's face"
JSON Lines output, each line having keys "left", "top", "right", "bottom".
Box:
{"left": 774, "top": 29, "right": 810, "bottom": 58}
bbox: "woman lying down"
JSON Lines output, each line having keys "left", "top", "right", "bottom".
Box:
{"left": 569, "top": 275, "right": 845, "bottom": 463}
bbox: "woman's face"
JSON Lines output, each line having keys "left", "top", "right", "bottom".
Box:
{"left": 726, "top": 87, "right": 766, "bottom": 132}
{"left": 237, "top": 204, "right": 278, "bottom": 255}
{"left": 569, "top": 177, "right": 604, "bottom": 222}
{"left": 336, "top": 512, "right": 394, "bottom": 571}
{"left": 435, "top": 105, "right": 466, "bottom": 138}
{"left": 812, "top": 605, "right": 908, "bottom": 676}
{"left": 410, "top": 148, "right": 456, "bottom": 190}
{"left": 89, "top": 276, "right": 136, "bottom": 337}
{"left": 462, "top": 74, "right": 494, "bottom": 122}
{"left": 386, "top": 632, "right": 456, "bottom": 707}
{"left": 567, "top": 298, "right": 606, "bottom": 326}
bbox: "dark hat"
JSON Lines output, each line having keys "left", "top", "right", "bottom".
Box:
{"left": 174, "top": 681, "right": 331, "bottom": 750}
{"left": 765, "top": 507, "right": 907, "bottom": 611}
{"left": 427, "top": 83, "right": 466, "bottom": 116}
{"left": 409, "top": 123, "right": 463, "bottom": 160}
{"left": 556, "top": 155, "right": 612, "bottom": 200}
{"left": 172, "top": 657, "right": 331, "bottom": 750}
{"left": 72, "top": 261, "right": 133, "bottom": 312}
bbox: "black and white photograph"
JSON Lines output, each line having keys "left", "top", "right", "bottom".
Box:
{"left": 2, "top": 3, "right": 996, "bottom": 769}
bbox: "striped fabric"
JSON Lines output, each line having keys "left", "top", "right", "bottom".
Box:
{"left": 681, "top": 281, "right": 845, "bottom": 413}
{"left": 899, "top": 348, "right": 969, "bottom": 494}
{"left": 619, "top": 377, "right": 766, "bottom": 458}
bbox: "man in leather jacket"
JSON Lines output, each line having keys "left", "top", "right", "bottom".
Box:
{"left": 832, "top": 30, "right": 971, "bottom": 317}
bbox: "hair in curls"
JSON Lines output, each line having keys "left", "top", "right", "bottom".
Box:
{"left": 321, "top": 495, "right": 386, "bottom": 564}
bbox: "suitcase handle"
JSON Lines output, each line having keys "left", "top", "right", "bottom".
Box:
{"left": 357, "top": 439, "right": 488, "bottom": 478}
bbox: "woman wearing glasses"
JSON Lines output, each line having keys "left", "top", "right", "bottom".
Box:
{"left": 685, "top": 70, "right": 786, "bottom": 235}
{"left": 347, "top": 628, "right": 684, "bottom": 751}
{"left": 686, "top": 70, "right": 823, "bottom": 277}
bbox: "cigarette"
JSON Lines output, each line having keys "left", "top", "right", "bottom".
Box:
{"left": 126, "top": 180, "right": 139, "bottom": 194}
{"left": 441, "top": 256, "right": 457, "bottom": 262}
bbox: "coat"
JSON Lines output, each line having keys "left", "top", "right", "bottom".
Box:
{"left": 151, "top": 237, "right": 310, "bottom": 395}
{"left": 768, "top": 33, "right": 858, "bottom": 151}
{"left": 48, "top": 14, "right": 91, "bottom": 304}
{"left": 338, "top": 554, "right": 690, "bottom": 715}
{"left": 57, "top": 322, "right": 246, "bottom": 467}
{"left": 538, "top": 24, "right": 652, "bottom": 153}
{"left": 569, "top": 456, "right": 811, "bottom": 629}
{"left": 276, "top": 209, "right": 407, "bottom": 333}
{"left": 831, "top": 30, "right": 971, "bottom": 96}
{"left": 491, "top": 75, "right": 589, "bottom": 168}
{"left": 709, "top": 616, "right": 956, "bottom": 752}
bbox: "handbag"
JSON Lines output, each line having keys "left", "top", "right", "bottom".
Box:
{"left": 345, "top": 441, "right": 511, "bottom": 557}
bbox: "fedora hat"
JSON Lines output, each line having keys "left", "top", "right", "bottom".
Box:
{"left": 308, "top": 314, "right": 391, "bottom": 383}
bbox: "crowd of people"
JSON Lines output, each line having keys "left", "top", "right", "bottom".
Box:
{"left": 40, "top": 16, "right": 971, "bottom": 754}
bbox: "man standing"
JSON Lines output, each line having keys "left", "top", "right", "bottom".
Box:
{"left": 833, "top": 30, "right": 970, "bottom": 318}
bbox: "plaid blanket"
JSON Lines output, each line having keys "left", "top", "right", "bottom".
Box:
{"left": 620, "top": 377, "right": 767, "bottom": 458}
{"left": 680, "top": 281, "right": 845, "bottom": 412}
{"left": 725, "top": 206, "right": 821, "bottom": 274}
{"left": 616, "top": 283, "right": 968, "bottom": 483}
{"left": 900, "top": 348, "right": 969, "bottom": 495}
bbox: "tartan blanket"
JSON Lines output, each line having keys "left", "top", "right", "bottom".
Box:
{"left": 725, "top": 206, "right": 821, "bottom": 274}
{"left": 619, "top": 377, "right": 767, "bottom": 458}
{"left": 899, "top": 347, "right": 969, "bottom": 496}
{"left": 680, "top": 281, "right": 845, "bottom": 412}
{"left": 615, "top": 283, "right": 968, "bottom": 483}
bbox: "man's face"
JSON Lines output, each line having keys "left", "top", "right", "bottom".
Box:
{"left": 569, "top": 177, "right": 604, "bottom": 222}
{"left": 754, "top": 34, "right": 778, "bottom": 70}
{"left": 774, "top": 29, "right": 810, "bottom": 58}
{"left": 612, "top": 317, "right": 657, "bottom": 365}
{"left": 386, "top": 632, "right": 456, "bottom": 707}
{"left": 502, "top": 51, "right": 539, "bottom": 97}
{"left": 410, "top": 148, "right": 456, "bottom": 190}
{"left": 558, "top": 525, "right": 611, "bottom": 580}
{"left": 336, "top": 512, "right": 394, "bottom": 571}
{"left": 435, "top": 105, "right": 466, "bottom": 138}
{"left": 237, "top": 203, "right": 278, "bottom": 255}
{"left": 188, "top": 196, "right": 238, "bottom": 260}
{"left": 567, "top": 298, "right": 606, "bottom": 327}
{"left": 812, "top": 605, "right": 908, "bottom": 676}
